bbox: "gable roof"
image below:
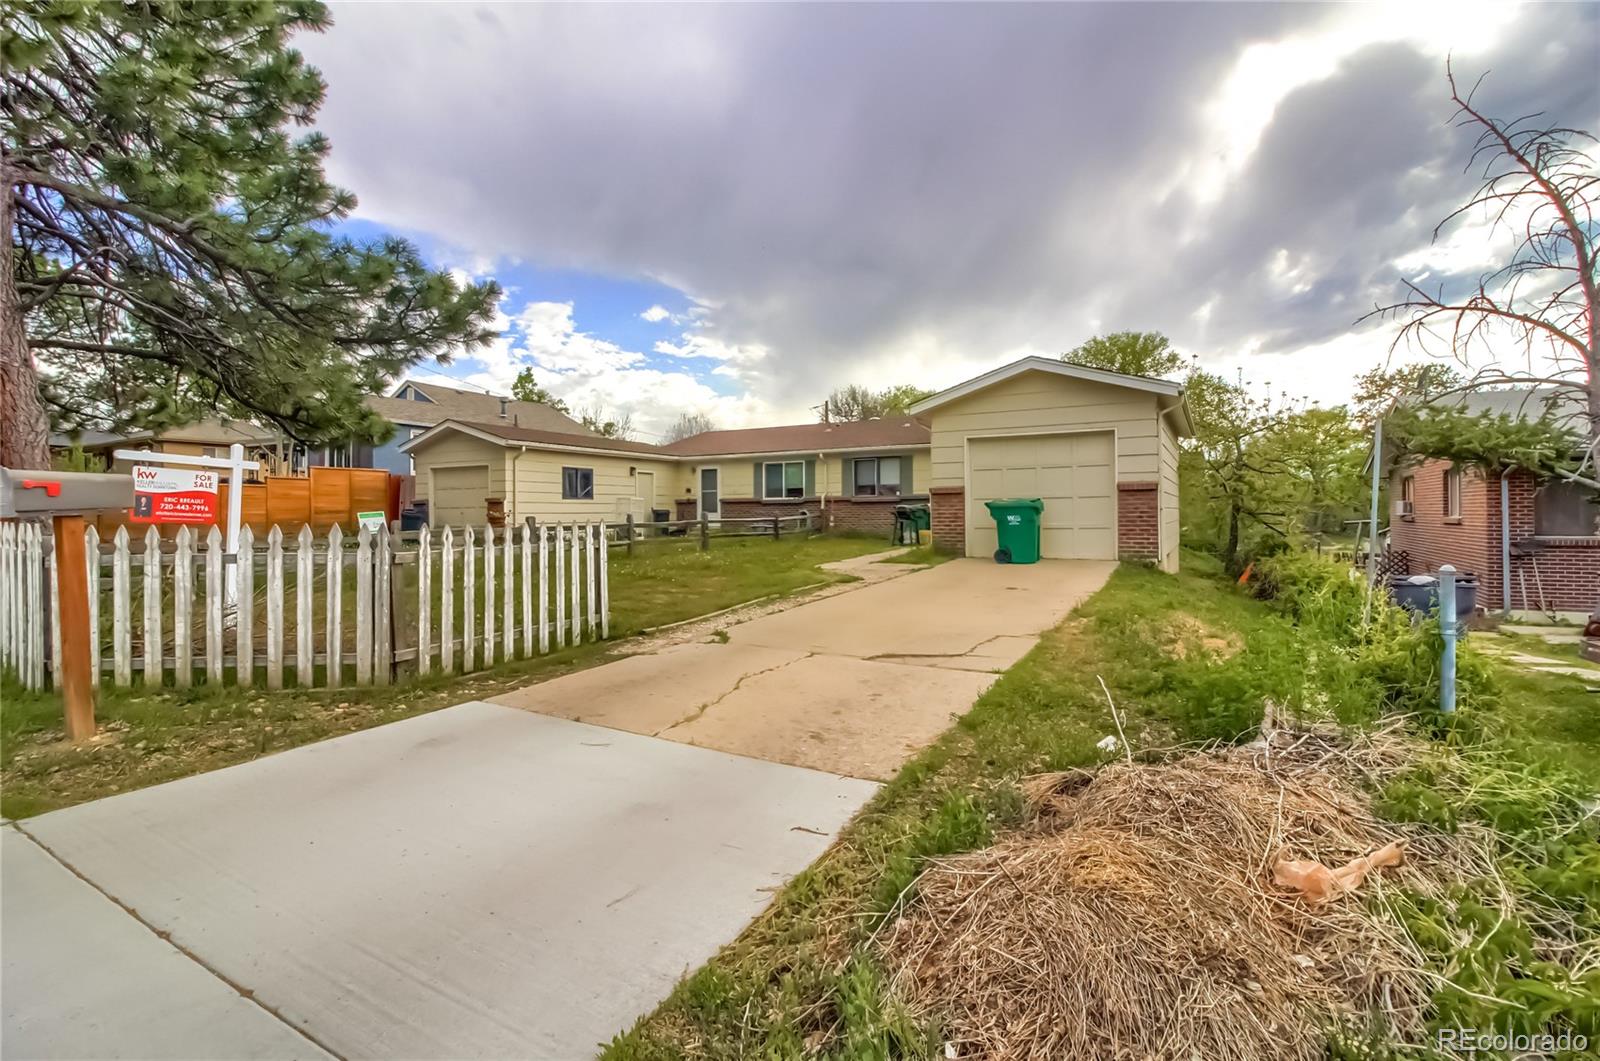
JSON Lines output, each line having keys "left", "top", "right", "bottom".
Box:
{"left": 660, "top": 418, "right": 929, "bottom": 457}
{"left": 401, "top": 416, "right": 932, "bottom": 461}
{"left": 909, "top": 355, "right": 1193, "bottom": 435}
{"left": 1453, "top": 386, "right": 1587, "bottom": 425}
{"left": 372, "top": 380, "right": 594, "bottom": 436}
{"left": 401, "top": 420, "right": 668, "bottom": 459}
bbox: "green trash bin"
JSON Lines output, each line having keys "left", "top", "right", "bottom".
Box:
{"left": 984, "top": 498, "right": 1044, "bottom": 564}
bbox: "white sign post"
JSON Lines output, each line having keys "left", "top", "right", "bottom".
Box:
{"left": 114, "top": 443, "right": 260, "bottom": 606}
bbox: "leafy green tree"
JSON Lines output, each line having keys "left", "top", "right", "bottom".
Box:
{"left": 1350, "top": 362, "right": 1464, "bottom": 427}
{"left": 1062, "top": 331, "right": 1187, "bottom": 380}
{"left": 511, "top": 368, "right": 570, "bottom": 414}
{"left": 2, "top": 2, "right": 500, "bottom": 468}
{"left": 820, "top": 383, "right": 934, "bottom": 422}
{"left": 576, "top": 403, "right": 634, "bottom": 441}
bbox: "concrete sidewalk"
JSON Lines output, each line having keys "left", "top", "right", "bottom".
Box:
{"left": 492, "top": 559, "right": 1114, "bottom": 778}
{"left": 3, "top": 704, "right": 876, "bottom": 1060}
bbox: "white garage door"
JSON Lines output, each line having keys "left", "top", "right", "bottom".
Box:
{"left": 430, "top": 465, "right": 490, "bottom": 528}
{"left": 967, "top": 432, "right": 1115, "bottom": 560}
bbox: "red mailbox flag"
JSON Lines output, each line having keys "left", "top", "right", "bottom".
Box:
{"left": 130, "top": 465, "right": 219, "bottom": 524}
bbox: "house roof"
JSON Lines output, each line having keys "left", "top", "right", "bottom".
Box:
{"left": 659, "top": 418, "right": 930, "bottom": 457}
{"left": 401, "top": 416, "right": 932, "bottom": 461}
{"left": 1452, "top": 386, "right": 1588, "bottom": 425}
{"left": 401, "top": 420, "right": 669, "bottom": 459}
{"left": 71, "top": 419, "right": 268, "bottom": 450}
{"left": 372, "top": 380, "right": 594, "bottom": 435}
{"left": 908, "top": 355, "right": 1194, "bottom": 436}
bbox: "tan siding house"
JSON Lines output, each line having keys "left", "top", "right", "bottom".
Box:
{"left": 402, "top": 356, "right": 1190, "bottom": 568}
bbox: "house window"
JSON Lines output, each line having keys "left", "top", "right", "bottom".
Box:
{"left": 763, "top": 460, "right": 805, "bottom": 499}
{"left": 562, "top": 466, "right": 594, "bottom": 500}
{"left": 853, "top": 457, "right": 902, "bottom": 497}
{"left": 1400, "top": 476, "right": 1414, "bottom": 505}
{"left": 324, "top": 443, "right": 353, "bottom": 468}
{"left": 1443, "top": 466, "right": 1461, "bottom": 519}
{"left": 1535, "top": 480, "right": 1600, "bottom": 537}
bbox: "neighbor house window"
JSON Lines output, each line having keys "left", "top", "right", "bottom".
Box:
{"left": 324, "top": 442, "right": 353, "bottom": 468}
{"left": 1443, "top": 466, "right": 1461, "bottom": 519}
{"left": 853, "top": 457, "right": 902, "bottom": 497}
{"left": 1535, "top": 480, "right": 1600, "bottom": 537}
{"left": 562, "top": 466, "right": 594, "bottom": 500}
{"left": 763, "top": 461, "right": 805, "bottom": 499}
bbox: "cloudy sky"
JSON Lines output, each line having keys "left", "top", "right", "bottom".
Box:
{"left": 298, "top": 2, "right": 1599, "bottom": 439}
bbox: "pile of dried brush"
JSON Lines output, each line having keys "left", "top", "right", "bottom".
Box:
{"left": 878, "top": 721, "right": 1497, "bottom": 1061}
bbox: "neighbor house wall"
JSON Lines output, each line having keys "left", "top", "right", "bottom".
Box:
{"left": 1389, "top": 459, "right": 1598, "bottom": 613}
{"left": 505, "top": 450, "right": 679, "bottom": 524}
{"left": 410, "top": 432, "right": 508, "bottom": 528}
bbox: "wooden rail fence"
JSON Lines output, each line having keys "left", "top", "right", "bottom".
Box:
{"left": 0, "top": 520, "right": 609, "bottom": 693}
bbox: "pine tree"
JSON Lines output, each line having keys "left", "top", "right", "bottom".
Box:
{"left": 2, "top": 1, "right": 500, "bottom": 468}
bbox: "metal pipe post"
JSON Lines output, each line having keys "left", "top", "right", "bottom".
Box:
{"left": 1439, "top": 564, "right": 1457, "bottom": 714}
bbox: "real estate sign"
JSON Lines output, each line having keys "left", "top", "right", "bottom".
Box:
{"left": 130, "top": 465, "right": 220, "bottom": 524}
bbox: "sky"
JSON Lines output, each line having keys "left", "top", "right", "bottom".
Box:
{"left": 297, "top": 2, "right": 1600, "bottom": 440}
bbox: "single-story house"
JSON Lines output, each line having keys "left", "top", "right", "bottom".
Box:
{"left": 401, "top": 355, "right": 1191, "bottom": 570}
{"left": 56, "top": 419, "right": 273, "bottom": 473}
{"left": 1388, "top": 387, "right": 1598, "bottom": 616}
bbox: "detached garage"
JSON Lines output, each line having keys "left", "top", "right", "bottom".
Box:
{"left": 910, "top": 357, "right": 1192, "bottom": 572}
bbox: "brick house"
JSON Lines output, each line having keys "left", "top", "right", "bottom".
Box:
{"left": 1388, "top": 389, "right": 1599, "bottom": 616}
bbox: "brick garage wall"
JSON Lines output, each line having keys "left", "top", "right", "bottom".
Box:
{"left": 825, "top": 494, "right": 928, "bottom": 536}
{"left": 1116, "top": 481, "right": 1159, "bottom": 562}
{"left": 1392, "top": 462, "right": 1597, "bottom": 612}
{"left": 930, "top": 486, "right": 965, "bottom": 554}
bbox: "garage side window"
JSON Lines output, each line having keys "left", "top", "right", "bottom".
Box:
{"left": 562, "top": 466, "right": 594, "bottom": 500}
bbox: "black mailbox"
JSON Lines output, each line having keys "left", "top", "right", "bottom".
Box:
{"left": 0, "top": 468, "right": 134, "bottom": 518}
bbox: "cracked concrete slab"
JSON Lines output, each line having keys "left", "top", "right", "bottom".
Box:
{"left": 486, "top": 641, "right": 808, "bottom": 733}
{"left": 662, "top": 654, "right": 995, "bottom": 780}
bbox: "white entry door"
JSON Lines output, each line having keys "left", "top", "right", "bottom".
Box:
{"left": 633, "top": 470, "right": 656, "bottom": 523}
{"left": 698, "top": 468, "right": 720, "bottom": 519}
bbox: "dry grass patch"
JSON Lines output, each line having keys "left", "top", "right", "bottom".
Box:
{"left": 878, "top": 721, "right": 1496, "bottom": 1061}
{"left": 1160, "top": 612, "right": 1243, "bottom": 660}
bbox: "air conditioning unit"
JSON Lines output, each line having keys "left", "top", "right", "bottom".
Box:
{"left": 1392, "top": 499, "right": 1414, "bottom": 518}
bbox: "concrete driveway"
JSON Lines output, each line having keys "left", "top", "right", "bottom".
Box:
{"left": 491, "top": 558, "right": 1115, "bottom": 779}
{"left": 4, "top": 705, "right": 874, "bottom": 1060}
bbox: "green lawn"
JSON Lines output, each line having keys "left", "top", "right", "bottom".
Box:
{"left": 0, "top": 533, "right": 893, "bottom": 819}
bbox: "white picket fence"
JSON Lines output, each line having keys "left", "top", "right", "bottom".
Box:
{"left": 0, "top": 520, "right": 609, "bottom": 692}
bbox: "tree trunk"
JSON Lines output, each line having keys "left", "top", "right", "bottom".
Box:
{"left": 1224, "top": 498, "right": 1241, "bottom": 570}
{"left": 1, "top": 158, "right": 52, "bottom": 470}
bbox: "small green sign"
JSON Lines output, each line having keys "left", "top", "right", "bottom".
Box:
{"left": 357, "top": 511, "right": 386, "bottom": 532}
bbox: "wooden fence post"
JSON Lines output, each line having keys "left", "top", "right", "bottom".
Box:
{"left": 773, "top": 514, "right": 781, "bottom": 540}
{"left": 700, "top": 514, "right": 709, "bottom": 552}
{"left": 598, "top": 521, "right": 610, "bottom": 640}
{"left": 112, "top": 526, "right": 131, "bottom": 686}
{"left": 327, "top": 524, "right": 344, "bottom": 685}
{"left": 586, "top": 523, "right": 597, "bottom": 639}
{"left": 296, "top": 525, "right": 315, "bottom": 686}
{"left": 554, "top": 524, "right": 566, "bottom": 649}
{"left": 415, "top": 524, "right": 430, "bottom": 677}
{"left": 53, "top": 515, "right": 95, "bottom": 739}
{"left": 172, "top": 525, "right": 194, "bottom": 689}
{"left": 355, "top": 527, "right": 373, "bottom": 685}
{"left": 374, "top": 526, "right": 392, "bottom": 686}
{"left": 205, "top": 527, "right": 223, "bottom": 685}
{"left": 520, "top": 521, "right": 534, "bottom": 659}
{"left": 142, "top": 526, "right": 162, "bottom": 688}
{"left": 86, "top": 525, "right": 101, "bottom": 688}
{"left": 265, "top": 525, "right": 284, "bottom": 690}
{"left": 462, "top": 525, "right": 477, "bottom": 670}
{"left": 537, "top": 524, "right": 549, "bottom": 655}
{"left": 569, "top": 522, "right": 581, "bottom": 645}
{"left": 440, "top": 525, "right": 455, "bottom": 673}
{"left": 482, "top": 522, "right": 496, "bottom": 667}
{"left": 236, "top": 525, "right": 255, "bottom": 687}
{"left": 625, "top": 513, "right": 634, "bottom": 557}
{"left": 502, "top": 522, "right": 515, "bottom": 663}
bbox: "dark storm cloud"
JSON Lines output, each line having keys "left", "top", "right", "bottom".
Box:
{"left": 298, "top": 2, "right": 1600, "bottom": 398}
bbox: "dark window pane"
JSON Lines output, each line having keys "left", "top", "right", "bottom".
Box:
{"left": 784, "top": 462, "right": 803, "bottom": 497}
{"left": 764, "top": 463, "right": 783, "bottom": 498}
{"left": 854, "top": 459, "right": 877, "bottom": 496}
{"left": 1535, "top": 480, "right": 1600, "bottom": 537}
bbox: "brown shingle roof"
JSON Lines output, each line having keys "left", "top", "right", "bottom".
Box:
{"left": 661, "top": 419, "right": 929, "bottom": 457}
{"left": 371, "top": 380, "right": 594, "bottom": 435}
{"left": 440, "top": 421, "right": 670, "bottom": 456}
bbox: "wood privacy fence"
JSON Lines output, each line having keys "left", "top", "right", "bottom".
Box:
{"left": 85, "top": 466, "right": 394, "bottom": 538}
{"left": 1, "top": 519, "right": 609, "bottom": 693}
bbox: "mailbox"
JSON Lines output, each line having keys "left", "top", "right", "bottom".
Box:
{"left": 0, "top": 467, "right": 134, "bottom": 518}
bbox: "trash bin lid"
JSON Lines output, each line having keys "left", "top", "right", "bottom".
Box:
{"left": 983, "top": 498, "right": 1044, "bottom": 512}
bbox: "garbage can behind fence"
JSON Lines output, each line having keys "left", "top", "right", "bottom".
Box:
{"left": 983, "top": 498, "right": 1044, "bottom": 564}
{"left": 1388, "top": 573, "right": 1478, "bottom": 621}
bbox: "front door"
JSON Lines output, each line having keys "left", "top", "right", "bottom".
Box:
{"left": 699, "top": 468, "right": 720, "bottom": 519}
{"left": 634, "top": 470, "right": 655, "bottom": 523}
